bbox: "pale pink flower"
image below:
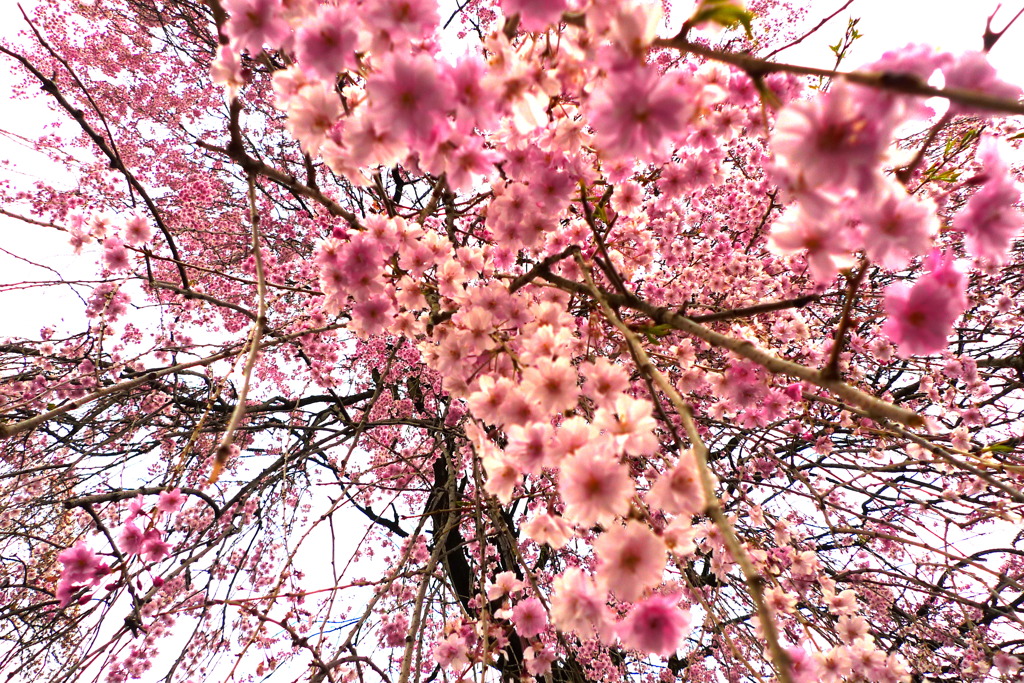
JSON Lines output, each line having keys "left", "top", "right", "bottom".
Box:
{"left": 483, "top": 452, "right": 521, "bottom": 504}
{"left": 117, "top": 522, "right": 146, "bottom": 555}
{"left": 486, "top": 571, "right": 525, "bottom": 600}
{"left": 558, "top": 450, "right": 634, "bottom": 527}
{"left": 551, "top": 416, "right": 598, "bottom": 460}
{"left": 434, "top": 633, "right": 470, "bottom": 669}
{"left": 772, "top": 83, "right": 891, "bottom": 192}
{"left": 954, "top": 135, "right": 1023, "bottom": 265}
{"left": 582, "top": 358, "right": 630, "bottom": 409}
{"left": 590, "top": 64, "right": 690, "bottom": 163}
{"left": 211, "top": 44, "right": 245, "bottom": 99}
{"left": 295, "top": 5, "right": 359, "bottom": 80}
{"left": 815, "top": 646, "right": 853, "bottom": 683}
{"left": 663, "top": 518, "right": 699, "bottom": 557}
{"left": 594, "top": 396, "right": 659, "bottom": 456}
{"left": 448, "top": 136, "right": 501, "bottom": 192}
{"left": 467, "top": 376, "right": 514, "bottom": 425}
{"left": 522, "top": 512, "right": 573, "bottom": 548}
{"left": 366, "top": 54, "right": 453, "bottom": 144}
{"left": 506, "top": 423, "right": 552, "bottom": 473}
{"left": 511, "top": 597, "right": 547, "bottom": 638}
{"left": 157, "top": 488, "right": 185, "bottom": 513}
{"left": 223, "top": 0, "right": 290, "bottom": 53}
{"left": 769, "top": 206, "right": 856, "bottom": 284}
{"left": 860, "top": 189, "right": 938, "bottom": 269}
{"left": 524, "top": 645, "right": 556, "bottom": 676}
{"left": 367, "top": 0, "right": 438, "bottom": 43}
{"left": 286, "top": 83, "right": 342, "bottom": 154}
{"left": 943, "top": 51, "right": 1023, "bottom": 117}
{"left": 501, "top": 0, "right": 568, "bottom": 31}
{"left": 550, "top": 568, "right": 611, "bottom": 638}
{"left": 837, "top": 615, "right": 870, "bottom": 643}
{"left": 824, "top": 588, "right": 858, "bottom": 616}
{"left": 649, "top": 450, "right": 705, "bottom": 517}
{"left": 618, "top": 594, "right": 692, "bottom": 656}
{"left": 123, "top": 213, "right": 153, "bottom": 246}
{"left": 522, "top": 357, "right": 580, "bottom": 415}
{"left": 764, "top": 586, "right": 797, "bottom": 614}
{"left": 595, "top": 521, "right": 666, "bottom": 603}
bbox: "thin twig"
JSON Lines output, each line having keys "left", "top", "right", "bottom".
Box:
{"left": 210, "top": 174, "right": 268, "bottom": 483}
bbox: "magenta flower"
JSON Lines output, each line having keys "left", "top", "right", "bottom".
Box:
{"left": 58, "top": 548, "right": 106, "bottom": 585}
{"left": 295, "top": 5, "right": 359, "bottom": 81}
{"left": 883, "top": 251, "right": 967, "bottom": 357}
{"left": 223, "top": 0, "right": 290, "bottom": 54}
{"left": 618, "top": 594, "right": 692, "bottom": 656}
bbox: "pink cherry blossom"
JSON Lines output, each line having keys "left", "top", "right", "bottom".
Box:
{"left": 595, "top": 521, "right": 667, "bottom": 603}
{"left": 223, "top": 0, "right": 290, "bottom": 54}
{"left": 558, "top": 449, "right": 634, "bottom": 528}
{"left": 123, "top": 213, "right": 153, "bottom": 246}
{"left": 511, "top": 597, "right": 547, "bottom": 638}
{"left": 768, "top": 205, "right": 856, "bottom": 284}
{"left": 649, "top": 450, "right": 705, "bottom": 517}
{"left": 772, "top": 83, "right": 891, "bottom": 192}
{"left": 590, "top": 64, "right": 691, "bottom": 163}
{"left": 594, "top": 396, "right": 659, "bottom": 456}
{"left": 942, "top": 51, "right": 1023, "bottom": 116}
{"left": 501, "top": 0, "right": 568, "bottom": 32}
{"left": 786, "top": 646, "right": 823, "bottom": 683}
{"left": 157, "top": 488, "right": 185, "bottom": 514}
{"left": 57, "top": 544, "right": 106, "bottom": 585}
{"left": 522, "top": 357, "right": 580, "bottom": 416}
{"left": 550, "top": 568, "right": 611, "bottom": 638}
{"left": 486, "top": 571, "right": 525, "bottom": 601}
{"left": 953, "top": 135, "right": 1023, "bottom": 264}
{"left": 142, "top": 529, "right": 172, "bottom": 563}
{"left": 367, "top": 0, "right": 438, "bottom": 44}
{"left": 883, "top": 251, "right": 967, "bottom": 357}
{"left": 117, "top": 522, "right": 146, "bottom": 555}
{"left": 618, "top": 594, "right": 692, "bottom": 656}
{"left": 295, "top": 5, "right": 360, "bottom": 81}
{"left": 859, "top": 188, "right": 938, "bottom": 269}
{"left": 366, "top": 54, "right": 453, "bottom": 144}
{"left": 285, "top": 83, "right": 342, "bottom": 154}
{"left": 521, "top": 512, "right": 574, "bottom": 548}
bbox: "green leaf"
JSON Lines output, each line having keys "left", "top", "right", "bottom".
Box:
{"left": 980, "top": 442, "right": 1015, "bottom": 454}
{"left": 691, "top": 1, "right": 755, "bottom": 36}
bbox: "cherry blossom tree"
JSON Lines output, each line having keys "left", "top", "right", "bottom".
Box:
{"left": 1, "top": 1, "right": 1024, "bottom": 682}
